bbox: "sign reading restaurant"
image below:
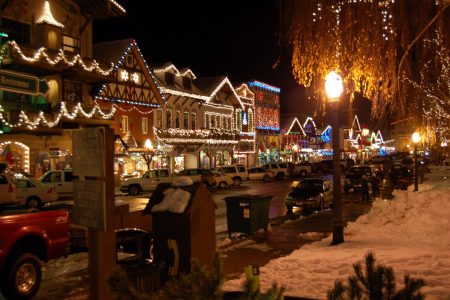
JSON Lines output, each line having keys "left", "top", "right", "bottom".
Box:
{"left": 0, "top": 69, "right": 49, "bottom": 96}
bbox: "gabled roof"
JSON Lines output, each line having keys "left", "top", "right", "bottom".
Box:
{"left": 93, "top": 39, "right": 165, "bottom": 106}
{"left": 195, "top": 77, "right": 244, "bottom": 109}
{"left": 75, "top": 0, "right": 127, "bottom": 19}
{"left": 94, "top": 39, "right": 134, "bottom": 66}
{"left": 153, "top": 63, "right": 197, "bottom": 79}
{"left": 281, "top": 117, "right": 306, "bottom": 135}
{"left": 302, "top": 117, "right": 317, "bottom": 130}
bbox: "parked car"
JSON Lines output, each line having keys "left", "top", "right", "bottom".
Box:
{"left": 0, "top": 173, "right": 17, "bottom": 205}
{"left": 211, "top": 171, "right": 234, "bottom": 188}
{"left": 0, "top": 208, "right": 69, "bottom": 299}
{"left": 311, "top": 159, "right": 333, "bottom": 173}
{"left": 285, "top": 177, "right": 333, "bottom": 212}
{"left": 175, "top": 168, "right": 215, "bottom": 186}
{"left": 264, "top": 163, "right": 289, "bottom": 179}
{"left": 217, "top": 165, "right": 248, "bottom": 186}
{"left": 16, "top": 177, "right": 58, "bottom": 208}
{"left": 247, "top": 167, "right": 275, "bottom": 182}
{"left": 120, "top": 169, "right": 173, "bottom": 196}
{"left": 343, "top": 165, "right": 373, "bottom": 193}
{"left": 388, "top": 163, "right": 413, "bottom": 190}
{"left": 288, "top": 161, "right": 312, "bottom": 177}
{"left": 39, "top": 169, "right": 74, "bottom": 199}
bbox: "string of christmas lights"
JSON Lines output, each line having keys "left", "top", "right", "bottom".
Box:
{"left": 9, "top": 41, "right": 114, "bottom": 76}
{"left": 0, "top": 102, "right": 115, "bottom": 129}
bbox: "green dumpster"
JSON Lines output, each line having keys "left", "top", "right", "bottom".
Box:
{"left": 224, "top": 195, "right": 272, "bottom": 237}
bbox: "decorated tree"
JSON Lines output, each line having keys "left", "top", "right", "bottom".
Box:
{"left": 279, "top": 0, "right": 449, "bottom": 139}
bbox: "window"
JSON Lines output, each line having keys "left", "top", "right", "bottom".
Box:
{"left": 191, "top": 113, "right": 196, "bottom": 130}
{"left": 205, "top": 114, "right": 210, "bottom": 129}
{"left": 183, "top": 112, "right": 189, "bottom": 129}
{"left": 63, "top": 81, "right": 82, "bottom": 102}
{"left": 0, "top": 17, "right": 30, "bottom": 45}
{"left": 166, "top": 110, "right": 172, "bottom": 129}
{"left": 126, "top": 54, "right": 134, "bottom": 67}
{"left": 242, "top": 111, "right": 248, "bottom": 125}
{"left": 121, "top": 115, "right": 129, "bottom": 132}
{"left": 211, "top": 115, "right": 215, "bottom": 128}
{"left": 141, "top": 117, "right": 148, "bottom": 134}
{"left": 62, "top": 35, "right": 81, "bottom": 54}
{"left": 48, "top": 30, "right": 58, "bottom": 49}
{"left": 157, "top": 110, "right": 162, "bottom": 128}
{"left": 175, "top": 111, "right": 181, "bottom": 128}
{"left": 248, "top": 109, "right": 254, "bottom": 132}
{"left": 165, "top": 72, "right": 175, "bottom": 86}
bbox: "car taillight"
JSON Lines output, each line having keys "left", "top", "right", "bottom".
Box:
{"left": 8, "top": 184, "right": 14, "bottom": 193}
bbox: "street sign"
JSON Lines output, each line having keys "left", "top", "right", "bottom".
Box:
{"left": 0, "top": 69, "right": 49, "bottom": 96}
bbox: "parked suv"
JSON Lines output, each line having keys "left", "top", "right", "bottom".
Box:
{"left": 217, "top": 164, "right": 248, "bottom": 186}
{"left": 175, "top": 168, "right": 215, "bottom": 186}
{"left": 247, "top": 167, "right": 275, "bottom": 182}
{"left": 288, "top": 161, "right": 312, "bottom": 177}
{"left": 120, "top": 169, "right": 173, "bottom": 196}
{"left": 343, "top": 165, "right": 373, "bottom": 193}
{"left": 264, "top": 163, "right": 289, "bottom": 179}
{"left": 40, "top": 169, "right": 74, "bottom": 199}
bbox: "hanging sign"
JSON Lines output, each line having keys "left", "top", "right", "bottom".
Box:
{"left": 0, "top": 69, "right": 49, "bottom": 96}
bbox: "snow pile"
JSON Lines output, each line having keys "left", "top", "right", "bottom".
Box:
{"left": 223, "top": 179, "right": 450, "bottom": 299}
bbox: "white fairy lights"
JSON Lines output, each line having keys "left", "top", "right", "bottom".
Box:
{"left": 9, "top": 41, "right": 114, "bottom": 75}
{"left": 0, "top": 102, "right": 115, "bottom": 130}
{"left": 36, "top": 1, "right": 65, "bottom": 28}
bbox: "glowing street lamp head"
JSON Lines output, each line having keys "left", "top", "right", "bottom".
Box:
{"left": 325, "top": 71, "right": 343, "bottom": 102}
{"left": 144, "top": 138, "right": 153, "bottom": 150}
{"left": 293, "top": 144, "right": 299, "bottom": 152}
{"left": 412, "top": 132, "right": 421, "bottom": 144}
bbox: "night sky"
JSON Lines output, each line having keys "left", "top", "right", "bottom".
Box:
{"left": 93, "top": 0, "right": 317, "bottom": 119}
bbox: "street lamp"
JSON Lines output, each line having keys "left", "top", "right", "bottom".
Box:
{"left": 412, "top": 132, "right": 420, "bottom": 192}
{"left": 143, "top": 138, "right": 155, "bottom": 171}
{"left": 325, "top": 71, "right": 344, "bottom": 245}
{"left": 292, "top": 144, "right": 299, "bottom": 162}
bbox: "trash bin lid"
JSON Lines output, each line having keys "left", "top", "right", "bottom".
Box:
{"left": 224, "top": 195, "right": 272, "bottom": 202}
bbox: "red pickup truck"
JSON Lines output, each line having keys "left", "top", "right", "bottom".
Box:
{"left": 0, "top": 209, "right": 69, "bottom": 299}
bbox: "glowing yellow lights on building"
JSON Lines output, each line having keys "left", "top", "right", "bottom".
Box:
{"left": 0, "top": 141, "right": 30, "bottom": 174}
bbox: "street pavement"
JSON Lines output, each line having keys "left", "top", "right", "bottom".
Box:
{"left": 29, "top": 176, "right": 395, "bottom": 299}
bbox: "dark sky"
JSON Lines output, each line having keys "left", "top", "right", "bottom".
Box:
{"left": 93, "top": 0, "right": 316, "bottom": 118}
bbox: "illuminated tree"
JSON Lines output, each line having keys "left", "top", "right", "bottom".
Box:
{"left": 406, "top": 27, "right": 450, "bottom": 144}
{"left": 279, "top": 0, "right": 449, "bottom": 124}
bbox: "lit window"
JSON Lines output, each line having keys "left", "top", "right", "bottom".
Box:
{"left": 120, "top": 69, "right": 129, "bottom": 81}
{"left": 62, "top": 35, "right": 81, "bottom": 53}
{"left": 184, "top": 112, "right": 189, "bottom": 129}
{"left": 131, "top": 72, "right": 140, "bottom": 84}
{"left": 141, "top": 117, "right": 148, "bottom": 134}
{"left": 121, "top": 115, "right": 129, "bottom": 132}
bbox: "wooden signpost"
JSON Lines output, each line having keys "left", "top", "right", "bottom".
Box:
{"left": 72, "top": 127, "right": 115, "bottom": 300}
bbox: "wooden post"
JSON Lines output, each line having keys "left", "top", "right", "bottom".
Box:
{"left": 88, "top": 128, "right": 115, "bottom": 300}
{"left": 72, "top": 127, "right": 116, "bottom": 300}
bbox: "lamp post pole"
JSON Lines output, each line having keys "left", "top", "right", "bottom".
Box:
{"left": 325, "top": 71, "right": 344, "bottom": 245}
{"left": 412, "top": 132, "right": 420, "bottom": 192}
{"left": 143, "top": 138, "right": 155, "bottom": 171}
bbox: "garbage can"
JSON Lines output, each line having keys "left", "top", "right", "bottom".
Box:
{"left": 224, "top": 195, "right": 272, "bottom": 237}
{"left": 115, "top": 228, "right": 162, "bottom": 293}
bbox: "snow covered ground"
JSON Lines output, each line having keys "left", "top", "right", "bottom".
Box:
{"left": 223, "top": 173, "right": 450, "bottom": 299}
